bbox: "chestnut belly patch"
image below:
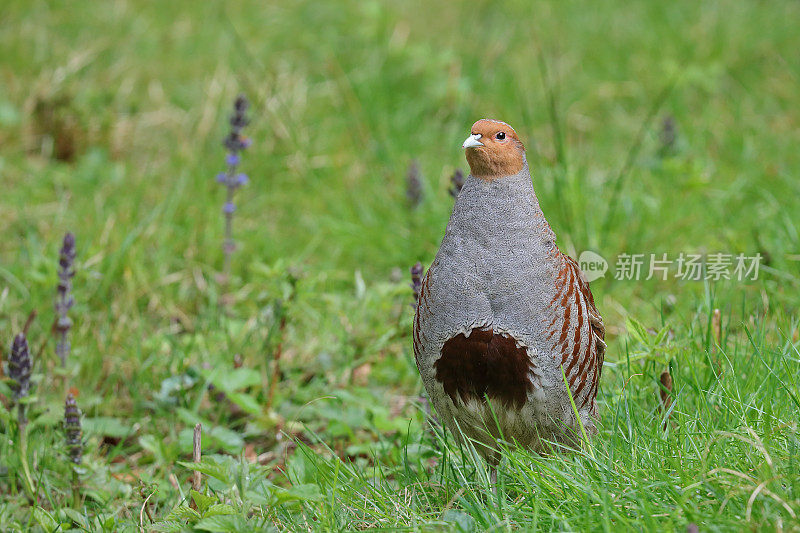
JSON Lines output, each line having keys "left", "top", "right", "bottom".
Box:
{"left": 434, "top": 328, "right": 534, "bottom": 409}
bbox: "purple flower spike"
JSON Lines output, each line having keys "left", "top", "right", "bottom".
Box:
{"left": 64, "top": 393, "right": 83, "bottom": 465}
{"left": 56, "top": 232, "right": 76, "bottom": 367}
{"left": 8, "top": 333, "right": 32, "bottom": 426}
{"left": 406, "top": 160, "right": 423, "bottom": 208}
{"left": 218, "top": 94, "right": 250, "bottom": 279}
{"left": 449, "top": 169, "right": 465, "bottom": 198}
{"left": 410, "top": 262, "right": 424, "bottom": 307}
{"left": 231, "top": 95, "right": 250, "bottom": 128}
{"left": 9, "top": 333, "right": 32, "bottom": 402}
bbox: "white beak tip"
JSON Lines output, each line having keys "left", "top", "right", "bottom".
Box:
{"left": 462, "top": 134, "right": 483, "bottom": 149}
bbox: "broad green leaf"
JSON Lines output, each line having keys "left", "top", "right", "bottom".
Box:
{"left": 176, "top": 407, "right": 210, "bottom": 427}
{"left": 190, "top": 490, "right": 217, "bottom": 514}
{"left": 207, "top": 426, "right": 245, "bottom": 453}
{"left": 100, "top": 515, "right": 117, "bottom": 532}
{"left": 225, "top": 391, "right": 262, "bottom": 415}
{"left": 165, "top": 504, "right": 201, "bottom": 523}
{"left": 32, "top": 507, "right": 58, "bottom": 532}
{"left": 207, "top": 368, "right": 261, "bottom": 393}
{"left": 195, "top": 514, "right": 251, "bottom": 533}
{"left": 273, "top": 483, "right": 323, "bottom": 504}
{"left": 59, "top": 507, "right": 89, "bottom": 527}
{"left": 178, "top": 459, "right": 232, "bottom": 484}
{"left": 150, "top": 521, "right": 185, "bottom": 533}
{"left": 204, "top": 504, "right": 237, "bottom": 518}
{"left": 83, "top": 417, "right": 133, "bottom": 438}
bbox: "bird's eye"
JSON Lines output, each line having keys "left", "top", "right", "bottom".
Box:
{"left": 496, "top": 132, "right": 506, "bottom": 140}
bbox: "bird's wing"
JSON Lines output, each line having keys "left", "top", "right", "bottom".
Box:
{"left": 544, "top": 253, "right": 606, "bottom": 411}
{"left": 412, "top": 267, "right": 432, "bottom": 367}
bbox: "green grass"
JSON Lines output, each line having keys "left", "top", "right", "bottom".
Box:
{"left": 1, "top": 0, "right": 799, "bottom": 530}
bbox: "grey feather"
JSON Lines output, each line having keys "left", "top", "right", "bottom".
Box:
{"left": 413, "top": 160, "right": 602, "bottom": 461}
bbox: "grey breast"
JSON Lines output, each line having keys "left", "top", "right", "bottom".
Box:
{"left": 415, "top": 162, "right": 562, "bottom": 388}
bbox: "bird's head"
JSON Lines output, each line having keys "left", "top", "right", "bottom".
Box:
{"left": 462, "top": 119, "right": 525, "bottom": 180}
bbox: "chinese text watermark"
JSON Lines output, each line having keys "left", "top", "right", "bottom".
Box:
{"left": 577, "top": 252, "right": 762, "bottom": 282}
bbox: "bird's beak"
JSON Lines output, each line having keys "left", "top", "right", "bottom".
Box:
{"left": 462, "top": 134, "right": 483, "bottom": 149}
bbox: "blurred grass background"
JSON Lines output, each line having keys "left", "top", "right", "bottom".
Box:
{"left": 1, "top": 0, "right": 799, "bottom": 530}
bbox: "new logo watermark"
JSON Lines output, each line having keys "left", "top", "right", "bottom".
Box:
{"left": 578, "top": 251, "right": 608, "bottom": 282}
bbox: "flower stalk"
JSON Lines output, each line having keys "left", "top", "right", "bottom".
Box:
{"left": 217, "top": 95, "right": 251, "bottom": 280}
{"left": 449, "top": 169, "right": 465, "bottom": 198}
{"left": 410, "top": 262, "right": 424, "bottom": 306}
{"left": 64, "top": 392, "right": 83, "bottom": 507}
{"left": 406, "top": 160, "right": 423, "bottom": 208}
{"left": 8, "top": 334, "right": 35, "bottom": 500}
{"left": 55, "top": 232, "right": 76, "bottom": 367}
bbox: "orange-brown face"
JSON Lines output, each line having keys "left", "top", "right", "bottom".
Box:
{"left": 462, "top": 119, "right": 525, "bottom": 179}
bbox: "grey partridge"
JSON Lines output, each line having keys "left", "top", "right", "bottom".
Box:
{"left": 413, "top": 119, "right": 606, "bottom": 470}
